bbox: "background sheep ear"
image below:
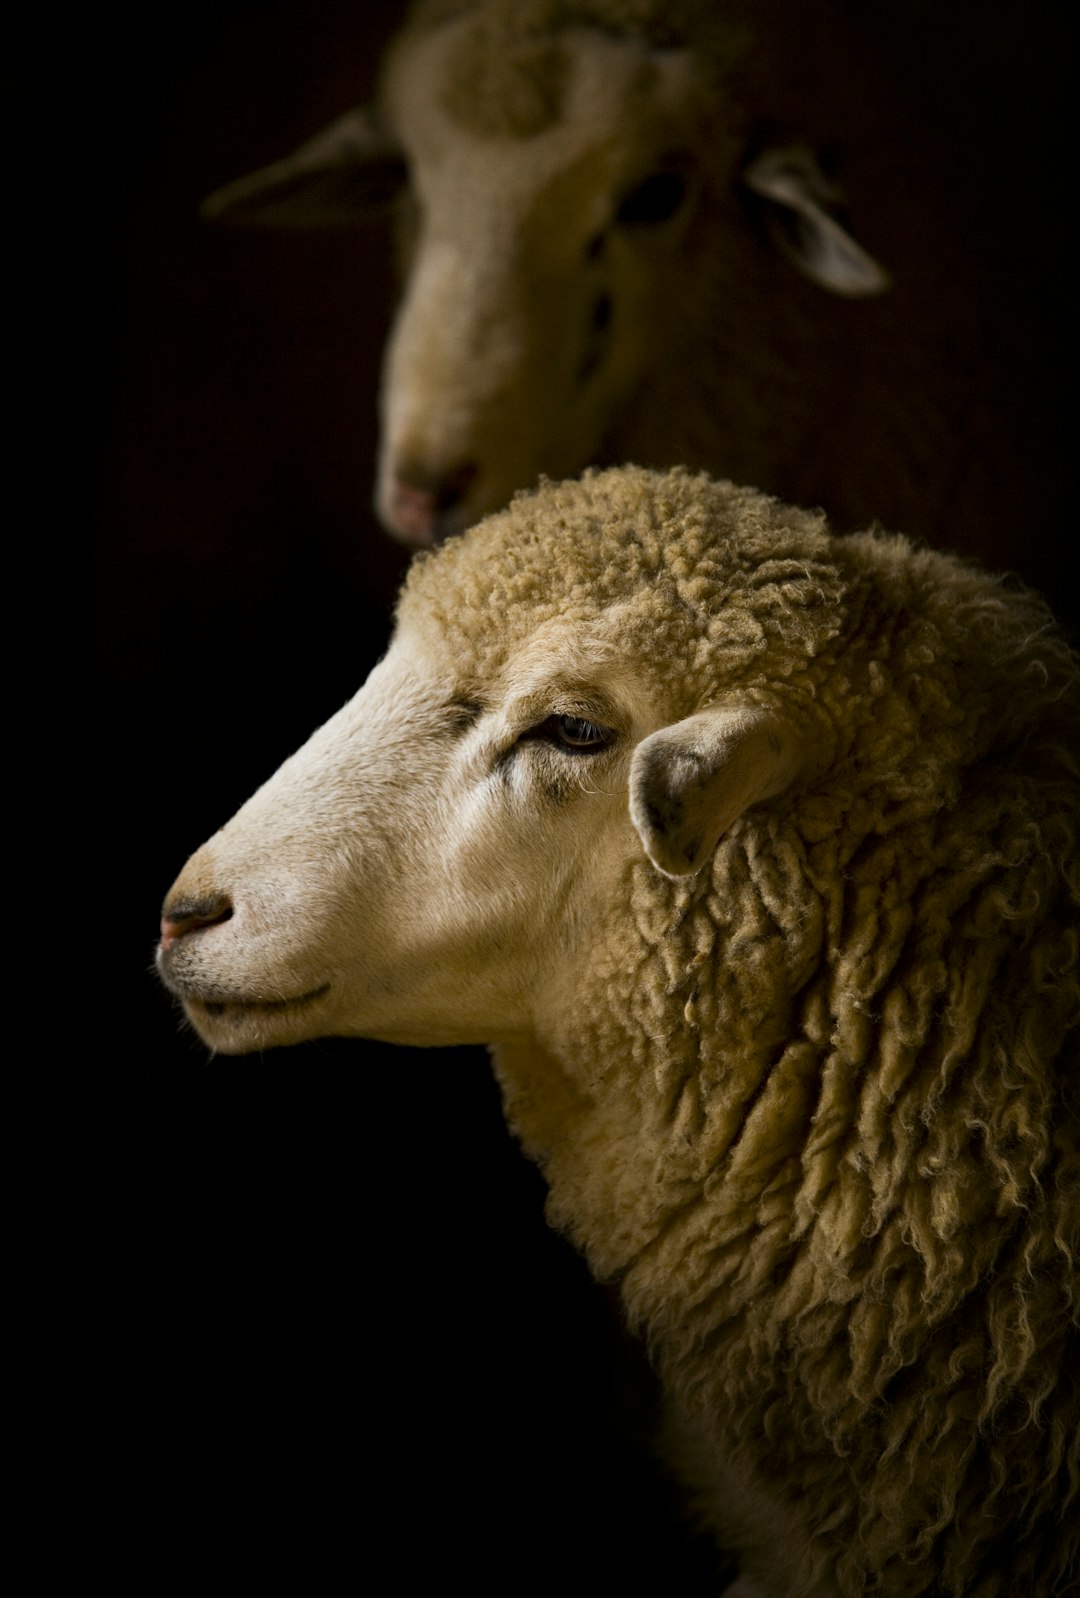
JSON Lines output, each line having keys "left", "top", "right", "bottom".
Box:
{"left": 630, "top": 706, "right": 807, "bottom": 878}
{"left": 742, "top": 144, "right": 891, "bottom": 298}
{"left": 200, "top": 106, "right": 407, "bottom": 228}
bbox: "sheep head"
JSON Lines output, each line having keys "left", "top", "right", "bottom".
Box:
{"left": 201, "top": 2, "right": 890, "bottom": 547}
{"left": 157, "top": 470, "right": 832, "bottom": 1055}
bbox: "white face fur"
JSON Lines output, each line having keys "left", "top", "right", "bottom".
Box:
{"left": 157, "top": 608, "right": 656, "bottom": 1055}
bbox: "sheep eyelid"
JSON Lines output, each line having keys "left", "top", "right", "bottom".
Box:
{"left": 520, "top": 714, "right": 616, "bottom": 754}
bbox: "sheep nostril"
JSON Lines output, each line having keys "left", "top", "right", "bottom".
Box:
{"left": 159, "top": 893, "right": 233, "bottom": 950}
{"left": 390, "top": 463, "right": 479, "bottom": 546}
{"left": 388, "top": 480, "right": 438, "bottom": 546}
{"left": 431, "top": 462, "right": 478, "bottom": 512}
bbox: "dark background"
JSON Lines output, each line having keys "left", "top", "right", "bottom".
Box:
{"left": 90, "top": 2, "right": 1072, "bottom": 1589}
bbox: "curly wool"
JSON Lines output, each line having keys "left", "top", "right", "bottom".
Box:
{"left": 401, "top": 466, "right": 1079, "bottom": 1596}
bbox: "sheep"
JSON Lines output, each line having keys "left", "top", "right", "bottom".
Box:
{"left": 198, "top": 0, "right": 1069, "bottom": 597}
{"left": 157, "top": 465, "right": 1079, "bottom": 1597}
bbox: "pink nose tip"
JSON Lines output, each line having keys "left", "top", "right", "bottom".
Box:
{"left": 388, "top": 481, "right": 439, "bottom": 546}
{"left": 159, "top": 894, "right": 233, "bottom": 950}
{"left": 387, "top": 463, "right": 478, "bottom": 546}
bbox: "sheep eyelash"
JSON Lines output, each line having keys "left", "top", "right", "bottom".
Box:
{"left": 444, "top": 700, "right": 616, "bottom": 755}
{"left": 519, "top": 713, "right": 617, "bottom": 754}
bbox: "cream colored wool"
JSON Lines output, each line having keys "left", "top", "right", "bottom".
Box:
{"left": 158, "top": 467, "right": 1079, "bottom": 1597}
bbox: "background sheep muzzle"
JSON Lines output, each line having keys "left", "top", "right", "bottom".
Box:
{"left": 383, "top": 463, "right": 480, "bottom": 547}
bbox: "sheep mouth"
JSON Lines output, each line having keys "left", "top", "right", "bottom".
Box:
{"left": 185, "top": 983, "right": 331, "bottom": 1021}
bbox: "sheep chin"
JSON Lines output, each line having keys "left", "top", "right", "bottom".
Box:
{"left": 180, "top": 984, "right": 332, "bottom": 1055}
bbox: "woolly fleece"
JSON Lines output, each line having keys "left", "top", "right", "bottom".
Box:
{"left": 399, "top": 466, "right": 1080, "bottom": 1595}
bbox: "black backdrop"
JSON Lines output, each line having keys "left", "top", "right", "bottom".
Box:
{"left": 90, "top": 2, "right": 1073, "bottom": 1589}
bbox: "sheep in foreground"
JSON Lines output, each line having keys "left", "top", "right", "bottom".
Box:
{"left": 200, "top": 0, "right": 1066, "bottom": 589}
{"left": 157, "top": 467, "right": 1079, "bottom": 1596}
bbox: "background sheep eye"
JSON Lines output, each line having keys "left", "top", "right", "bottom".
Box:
{"left": 526, "top": 714, "right": 614, "bottom": 752}
{"left": 615, "top": 170, "right": 688, "bottom": 227}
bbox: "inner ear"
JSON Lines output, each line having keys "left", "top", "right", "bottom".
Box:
{"left": 629, "top": 705, "right": 808, "bottom": 878}
{"left": 742, "top": 144, "right": 891, "bottom": 299}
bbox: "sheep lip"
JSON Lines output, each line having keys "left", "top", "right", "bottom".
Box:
{"left": 187, "top": 983, "right": 332, "bottom": 1019}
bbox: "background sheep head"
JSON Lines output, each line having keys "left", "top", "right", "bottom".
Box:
{"left": 195, "top": 0, "right": 1072, "bottom": 597}
{"left": 200, "top": 0, "right": 924, "bottom": 550}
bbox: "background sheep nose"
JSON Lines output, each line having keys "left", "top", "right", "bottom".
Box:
{"left": 159, "top": 893, "right": 233, "bottom": 949}
{"left": 388, "top": 463, "right": 478, "bottom": 546}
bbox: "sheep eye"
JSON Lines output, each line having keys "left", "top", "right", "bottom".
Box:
{"left": 556, "top": 714, "right": 611, "bottom": 749}
{"left": 526, "top": 714, "right": 614, "bottom": 753}
{"left": 615, "top": 170, "right": 688, "bottom": 227}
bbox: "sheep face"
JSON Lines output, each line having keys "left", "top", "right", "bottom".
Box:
{"left": 157, "top": 472, "right": 818, "bottom": 1056}
{"left": 373, "top": 20, "right": 706, "bottom": 544}
{"left": 202, "top": 5, "right": 890, "bottom": 549}
{"left": 156, "top": 596, "right": 663, "bottom": 1054}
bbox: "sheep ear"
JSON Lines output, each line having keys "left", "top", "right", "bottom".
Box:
{"left": 200, "top": 106, "right": 407, "bottom": 228}
{"left": 629, "top": 706, "right": 807, "bottom": 878}
{"left": 742, "top": 144, "right": 891, "bottom": 298}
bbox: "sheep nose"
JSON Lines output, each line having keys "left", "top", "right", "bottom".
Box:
{"left": 388, "top": 463, "right": 478, "bottom": 546}
{"left": 159, "top": 893, "right": 233, "bottom": 950}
